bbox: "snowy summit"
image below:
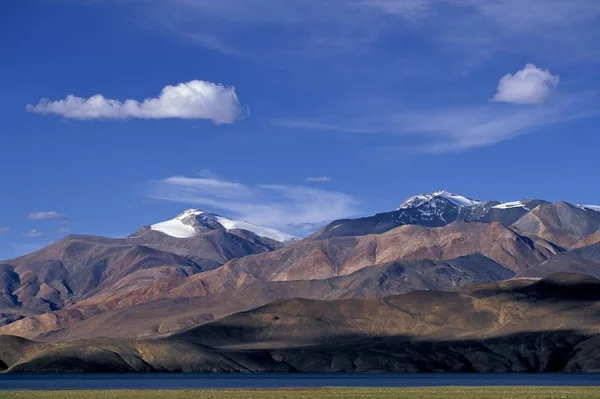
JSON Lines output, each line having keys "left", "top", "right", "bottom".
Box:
{"left": 150, "top": 209, "right": 298, "bottom": 242}
{"left": 398, "top": 190, "right": 481, "bottom": 210}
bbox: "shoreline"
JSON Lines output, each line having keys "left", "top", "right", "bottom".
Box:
{"left": 1, "top": 387, "right": 600, "bottom": 399}
{"left": 1, "top": 372, "right": 600, "bottom": 391}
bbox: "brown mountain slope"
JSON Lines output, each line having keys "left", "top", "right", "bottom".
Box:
{"left": 235, "top": 221, "right": 558, "bottom": 280}
{"left": 0, "top": 237, "right": 204, "bottom": 314}
{"left": 517, "top": 242, "right": 600, "bottom": 279}
{"left": 512, "top": 202, "right": 600, "bottom": 248}
{"left": 60, "top": 221, "right": 557, "bottom": 314}
{"left": 2, "top": 274, "right": 600, "bottom": 373}
{"left": 129, "top": 227, "right": 283, "bottom": 266}
{"left": 173, "top": 273, "right": 600, "bottom": 348}
{"left": 2, "top": 254, "right": 515, "bottom": 341}
{"left": 0, "top": 228, "right": 282, "bottom": 318}
{"left": 576, "top": 230, "right": 600, "bottom": 248}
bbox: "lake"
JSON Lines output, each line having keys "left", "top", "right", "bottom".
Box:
{"left": 1, "top": 373, "right": 600, "bottom": 390}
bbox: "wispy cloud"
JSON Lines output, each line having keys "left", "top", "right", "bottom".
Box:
{"left": 363, "top": 0, "right": 600, "bottom": 65}
{"left": 113, "top": 0, "right": 600, "bottom": 67}
{"left": 306, "top": 176, "right": 331, "bottom": 182}
{"left": 23, "top": 229, "right": 44, "bottom": 238}
{"left": 28, "top": 211, "right": 68, "bottom": 221}
{"left": 365, "top": 0, "right": 600, "bottom": 26}
{"left": 272, "top": 120, "right": 378, "bottom": 134}
{"left": 146, "top": 175, "right": 359, "bottom": 232}
{"left": 491, "top": 64, "right": 560, "bottom": 105}
{"left": 277, "top": 93, "right": 597, "bottom": 152}
{"left": 56, "top": 227, "right": 70, "bottom": 234}
{"left": 143, "top": 0, "right": 384, "bottom": 57}
{"left": 0, "top": 227, "right": 10, "bottom": 236}
{"left": 401, "top": 103, "right": 591, "bottom": 152}
{"left": 27, "top": 80, "right": 243, "bottom": 124}
{"left": 196, "top": 169, "right": 221, "bottom": 179}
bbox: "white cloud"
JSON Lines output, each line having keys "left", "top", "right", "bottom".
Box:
{"left": 160, "top": 177, "right": 253, "bottom": 200}
{"left": 146, "top": 175, "right": 359, "bottom": 232}
{"left": 28, "top": 211, "right": 67, "bottom": 221}
{"left": 0, "top": 227, "right": 10, "bottom": 236}
{"left": 56, "top": 227, "right": 70, "bottom": 234}
{"left": 492, "top": 64, "right": 560, "bottom": 105}
{"left": 23, "top": 229, "right": 44, "bottom": 238}
{"left": 306, "top": 176, "right": 332, "bottom": 182}
{"left": 27, "top": 80, "right": 243, "bottom": 124}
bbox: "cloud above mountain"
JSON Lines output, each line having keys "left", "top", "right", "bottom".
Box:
{"left": 28, "top": 211, "right": 67, "bottom": 221}
{"left": 23, "top": 229, "right": 44, "bottom": 238}
{"left": 0, "top": 227, "right": 9, "bottom": 236}
{"left": 146, "top": 175, "right": 359, "bottom": 232}
{"left": 492, "top": 64, "right": 560, "bottom": 105}
{"left": 26, "top": 80, "right": 243, "bottom": 124}
{"left": 306, "top": 176, "right": 331, "bottom": 182}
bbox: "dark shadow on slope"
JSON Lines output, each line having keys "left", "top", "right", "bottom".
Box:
{"left": 470, "top": 273, "right": 600, "bottom": 301}
{"left": 2, "top": 329, "right": 598, "bottom": 373}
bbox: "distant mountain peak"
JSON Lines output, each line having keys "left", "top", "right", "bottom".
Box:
{"left": 151, "top": 209, "right": 297, "bottom": 242}
{"left": 398, "top": 190, "right": 481, "bottom": 210}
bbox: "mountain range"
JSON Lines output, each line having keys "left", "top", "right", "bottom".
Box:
{"left": 1, "top": 190, "right": 600, "bottom": 372}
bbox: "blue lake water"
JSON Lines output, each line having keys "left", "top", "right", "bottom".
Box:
{"left": 1, "top": 373, "right": 600, "bottom": 390}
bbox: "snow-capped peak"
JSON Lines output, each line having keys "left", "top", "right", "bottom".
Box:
{"left": 398, "top": 190, "right": 481, "bottom": 210}
{"left": 577, "top": 204, "right": 600, "bottom": 213}
{"left": 150, "top": 209, "right": 297, "bottom": 242}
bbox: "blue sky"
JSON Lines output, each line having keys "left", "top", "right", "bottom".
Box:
{"left": 1, "top": 0, "right": 600, "bottom": 259}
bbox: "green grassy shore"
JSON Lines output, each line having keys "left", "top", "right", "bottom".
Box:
{"left": 1, "top": 387, "right": 599, "bottom": 399}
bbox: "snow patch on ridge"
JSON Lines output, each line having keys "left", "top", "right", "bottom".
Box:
{"left": 578, "top": 204, "right": 600, "bottom": 213}
{"left": 150, "top": 219, "right": 196, "bottom": 238}
{"left": 151, "top": 209, "right": 205, "bottom": 238}
{"left": 493, "top": 201, "right": 527, "bottom": 210}
{"left": 215, "top": 216, "right": 297, "bottom": 242}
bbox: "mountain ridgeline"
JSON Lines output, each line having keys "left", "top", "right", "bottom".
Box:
{"left": 1, "top": 190, "right": 600, "bottom": 373}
